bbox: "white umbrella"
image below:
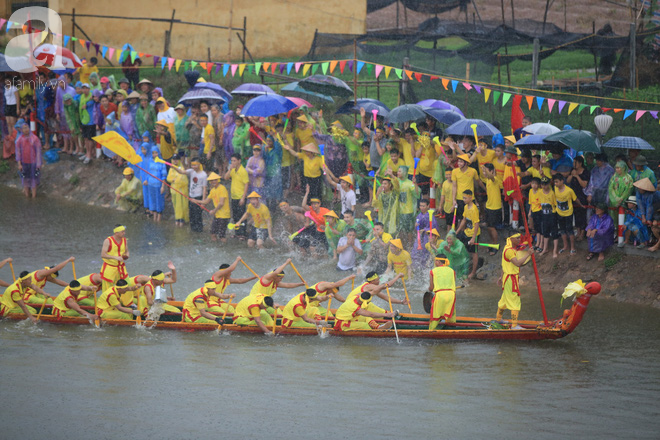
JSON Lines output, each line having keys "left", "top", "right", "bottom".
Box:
{"left": 523, "top": 122, "right": 560, "bottom": 135}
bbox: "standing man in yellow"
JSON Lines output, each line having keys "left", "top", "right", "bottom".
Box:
{"left": 427, "top": 255, "right": 456, "bottom": 329}
{"left": 224, "top": 153, "right": 250, "bottom": 239}
{"left": 235, "top": 191, "right": 276, "bottom": 249}
{"left": 166, "top": 153, "right": 189, "bottom": 226}
{"left": 100, "top": 225, "right": 129, "bottom": 292}
{"left": 52, "top": 280, "right": 100, "bottom": 321}
{"left": 496, "top": 233, "right": 532, "bottom": 329}
{"left": 196, "top": 172, "right": 231, "bottom": 243}
{"left": 451, "top": 154, "right": 483, "bottom": 224}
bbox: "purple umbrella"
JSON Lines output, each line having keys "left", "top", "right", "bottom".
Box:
{"left": 417, "top": 99, "right": 464, "bottom": 116}
{"left": 193, "top": 82, "right": 232, "bottom": 102}
{"left": 179, "top": 88, "right": 227, "bottom": 104}
{"left": 232, "top": 83, "right": 275, "bottom": 95}
{"left": 241, "top": 93, "right": 297, "bottom": 118}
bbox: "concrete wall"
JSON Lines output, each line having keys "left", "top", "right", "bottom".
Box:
{"left": 45, "top": 0, "right": 365, "bottom": 63}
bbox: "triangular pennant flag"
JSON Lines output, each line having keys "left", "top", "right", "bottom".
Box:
{"left": 255, "top": 62, "right": 262, "bottom": 75}
{"left": 184, "top": 61, "right": 190, "bottom": 71}
{"left": 0, "top": 19, "right": 6, "bottom": 30}
{"left": 462, "top": 82, "right": 472, "bottom": 90}
{"left": 270, "top": 63, "right": 277, "bottom": 73}
{"left": 131, "top": 50, "right": 138, "bottom": 63}
{"left": 263, "top": 62, "right": 271, "bottom": 71}
{"left": 222, "top": 64, "right": 229, "bottom": 76}
{"left": 101, "top": 46, "right": 108, "bottom": 58}
{"left": 287, "top": 62, "right": 293, "bottom": 75}
{"left": 384, "top": 66, "right": 392, "bottom": 78}
{"left": 525, "top": 95, "right": 534, "bottom": 110}
{"left": 577, "top": 104, "right": 587, "bottom": 114}
{"left": 357, "top": 61, "right": 364, "bottom": 74}
{"left": 325, "top": 60, "right": 335, "bottom": 74}
{"left": 279, "top": 63, "right": 285, "bottom": 73}
{"left": 246, "top": 64, "right": 253, "bottom": 74}
{"left": 94, "top": 44, "right": 100, "bottom": 55}
{"left": 191, "top": 60, "right": 198, "bottom": 70}
{"left": 366, "top": 64, "right": 373, "bottom": 76}
{"left": 153, "top": 56, "right": 159, "bottom": 67}
{"left": 429, "top": 76, "right": 439, "bottom": 81}
{"left": 311, "top": 63, "right": 319, "bottom": 75}
{"left": 295, "top": 62, "right": 302, "bottom": 73}
{"left": 375, "top": 64, "right": 383, "bottom": 78}
{"left": 547, "top": 98, "right": 556, "bottom": 113}
{"left": 567, "top": 103, "right": 579, "bottom": 115}
{"left": 623, "top": 109, "right": 634, "bottom": 120}
{"left": 175, "top": 59, "right": 182, "bottom": 72}
{"left": 21, "top": 24, "right": 27, "bottom": 33}
{"left": 85, "top": 41, "right": 91, "bottom": 52}
{"left": 441, "top": 78, "right": 449, "bottom": 90}
{"left": 217, "top": 64, "right": 224, "bottom": 74}
{"left": 5, "top": 20, "right": 11, "bottom": 31}
{"left": 63, "top": 35, "right": 70, "bottom": 47}
{"left": 492, "top": 91, "right": 501, "bottom": 104}
{"left": 160, "top": 56, "right": 168, "bottom": 69}
{"left": 613, "top": 108, "right": 623, "bottom": 113}
{"left": 167, "top": 57, "right": 175, "bottom": 71}
{"left": 339, "top": 60, "right": 346, "bottom": 74}
{"left": 394, "top": 68, "right": 402, "bottom": 79}
{"left": 303, "top": 63, "right": 311, "bottom": 76}
{"left": 589, "top": 105, "right": 598, "bottom": 114}
{"left": 473, "top": 84, "right": 481, "bottom": 94}
{"left": 321, "top": 62, "right": 329, "bottom": 75}
{"left": 451, "top": 80, "right": 458, "bottom": 93}
{"left": 558, "top": 101, "right": 567, "bottom": 114}
{"left": 238, "top": 64, "right": 246, "bottom": 76}
{"left": 635, "top": 110, "right": 646, "bottom": 121}
{"left": 649, "top": 111, "right": 658, "bottom": 119}
{"left": 347, "top": 60, "right": 353, "bottom": 72}
{"left": 404, "top": 70, "right": 413, "bottom": 80}
{"left": 207, "top": 62, "right": 214, "bottom": 75}
{"left": 231, "top": 64, "right": 238, "bottom": 76}
{"left": 601, "top": 108, "right": 611, "bottom": 113}
{"left": 415, "top": 72, "right": 423, "bottom": 82}
{"left": 71, "top": 36, "right": 78, "bottom": 42}
{"left": 536, "top": 96, "right": 545, "bottom": 110}
{"left": 502, "top": 93, "right": 512, "bottom": 107}
{"left": 199, "top": 62, "right": 207, "bottom": 71}
{"left": 105, "top": 47, "right": 114, "bottom": 61}
{"left": 139, "top": 52, "right": 144, "bottom": 58}
{"left": 484, "top": 88, "right": 491, "bottom": 102}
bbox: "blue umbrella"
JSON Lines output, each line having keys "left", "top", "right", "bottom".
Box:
{"left": 514, "top": 134, "right": 549, "bottom": 149}
{"left": 422, "top": 107, "right": 465, "bottom": 125}
{"left": 385, "top": 104, "right": 427, "bottom": 124}
{"left": 336, "top": 98, "right": 390, "bottom": 116}
{"left": 602, "top": 136, "right": 654, "bottom": 150}
{"left": 445, "top": 119, "right": 501, "bottom": 137}
{"left": 281, "top": 82, "right": 334, "bottom": 102}
{"left": 241, "top": 94, "right": 297, "bottom": 118}
{"left": 417, "top": 99, "right": 464, "bottom": 116}
{"left": 193, "top": 82, "right": 232, "bottom": 102}
{"left": 178, "top": 88, "right": 226, "bottom": 104}
{"left": 232, "top": 83, "right": 275, "bottom": 95}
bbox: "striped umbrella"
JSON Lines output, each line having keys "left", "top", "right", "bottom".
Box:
{"left": 602, "top": 136, "right": 654, "bottom": 150}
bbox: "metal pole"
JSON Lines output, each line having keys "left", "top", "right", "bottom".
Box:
{"left": 629, "top": 22, "right": 636, "bottom": 91}
{"left": 532, "top": 38, "right": 539, "bottom": 88}
{"left": 504, "top": 44, "right": 511, "bottom": 85}
{"left": 510, "top": 0, "right": 515, "bottom": 29}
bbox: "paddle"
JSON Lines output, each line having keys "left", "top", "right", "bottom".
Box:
{"left": 385, "top": 285, "right": 400, "bottom": 344}
{"left": 135, "top": 287, "right": 142, "bottom": 326}
{"left": 217, "top": 294, "right": 235, "bottom": 331}
{"left": 272, "top": 306, "right": 279, "bottom": 334}
{"left": 321, "top": 296, "right": 332, "bottom": 336}
{"left": 401, "top": 278, "right": 413, "bottom": 313}
{"left": 35, "top": 294, "right": 52, "bottom": 322}
{"left": 288, "top": 261, "right": 308, "bottom": 288}
{"left": 240, "top": 260, "right": 259, "bottom": 278}
{"left": 169, "top": 283, "right": 175, "bottom": 301}
{"left": 9, "top": 261, "right": 16, "bottom": 282}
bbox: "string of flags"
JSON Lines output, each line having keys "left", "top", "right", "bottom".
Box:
{"left": 2, "top": 16, "right": 658, "bottom": 123}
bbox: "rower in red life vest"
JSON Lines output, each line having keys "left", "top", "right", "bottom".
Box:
{"left": 209, "top": 256, "right": 258, "bottom": 315}
{"left": 0, "top": 271, "right": 45, "bottom": 323}
{"left": 281, "top": 288, "right": 332, "bottom": 329}
{"left": 428, "top": 254, "right": 456, "bottom": 330}
{"left": 126, "top": 262, "right": 180, "bottom": 315}
{"left": 100, "top": 225, "right": 130, "bottom": 292}
{"left": 496, "top": 233, "right": 532, "bottom": 329}
{"left": 52, "top": 280, "right": 100, "bottom": 321}
{"left": 333, "top": 291, "right": 396, "bottom": 331}
{"left": 22, "top": 257, "right": 75, "bottom": 306}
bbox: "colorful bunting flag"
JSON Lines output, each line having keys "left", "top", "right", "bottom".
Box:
{"left": 101, "top": 46, "right": 107, "bottom": 58}
{"left": 623, "top": 109, "right": 634, "bottom": 120}
{"left": 635, "top": 110, "right": 646, "bottom": 121}
{"left": 207, "top": 62, "right": 214, "bottom": 75}
{"left": 347, "top": 60, "right": 353, "bottom": 72}
{"left": 217, "top": 64, "right": 223, "bottom": 74}
{"left": 175, "top": 59, "right": 182, "bottom": 72}
{"left": 525, "top": 95, "right": 534, "bottom": 110}
{"left": 414, "top": 73, "right": 422, "bottom": 82}
{"left": 130, "top": 50, "right": 137, "bottom": 63}
{"left": 441, "top": 78, "right": 449, "bottom": 90}
{"left": 536, "top": 96, "right": 544, "bottom": 110}
{"left": 502, "top": 92, "right": 511, "bottom": 106}
{"left": 271, "top": 63, "right": 277, "bottom": 73}
{"left": 394, "top": 68, "right": 402, "bottom": 79}
{"left": 366, "top": 64, "right": 373, "bottom": 76}
{"left": 191, "top": 60, "right": 198, "bottom": 70}
{"left": 650, "top": 111, "right": 658, "bottom": 119}
{"left": 462, "top": 82, "right": 472, "bottom": 90}
{"left": 311, "top": 63, "right": 319, "bottom": 75}
{"left": 263, "top": 62, "right": 270, "bottom": 72}
{"left": 167, "top": 57, "right": 175, "bottom": 71}
{"left": 473, "top": 84, "right": 481, "bottom": 93}
{"left": 492, "top": 91, "right": 501, "bottom": 104}
{"left": 339, "top": 60, "right": 346, "bottom": 74}
{"left": 404, "top": 69, "right": 413, "bottom": 80}
{"left": 184, "top": 61, "right": 189, "bottom": 71}
{"left": 238, "top": 64, "right": 246, "bottom": 76}
{"left": 160, "top": 57, "right": 167, "bottom": 69}
{"left": 255, "top": 62, "right": 262, "bottom": 75}
{"left": 287, "top": 62, "right": 293, "bottom": 75}
{"left": 451, "top": 80, "right": 458, "bottom": 93}
{"left": 303, "top": 63, "right": 311, "bottom": 76}
{"left": 558, "top": 101, "right": 567, "bottom": 114}
{"left": 357, "top": 61, "right": 364, "bottom": 74}
{"left": 484, "top": 88, "right": 491, "bottom": 102}
{"left": 567, "top": 103, "right": 578, "bottom": 115}
{"left": 329, "top": 60, "right": 338, "bottom": 73}
{"left": 0, "top": 19, "right": 6, "bottom": 30}
{"left": 320, "top": 62, "right": 328, "bottom": 75}
{"left": 375, "top": 64, "right": 383, "bottom": 78}
{"left": 222, "top": 63, "right": 229, "bottom": 76}
{"left": 589, "top": 105, "right": 598, "bottom": 114}
{"left": 577, "top": 104, "right": 587, "bottom": 114}
{"left": 295, "top": 62, "right": 302, "bottom": 73}
{"left": 230, "top": 64, "right": 237, "bottom": 76}
{"left": 63, "top": 35, "right": 70, "bottom": 47}
{"left": 547, "top": 98, "right": 556, "bottom": 113}
{"left": 384, "top": 66, "right": 391, "bottom": 78}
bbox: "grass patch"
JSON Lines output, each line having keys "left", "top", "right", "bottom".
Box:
{"left": 68, "top": 174, "right": 80, "bottom": 186}
{"left": 604, "top": 252, "right": 623, "bottom": 271}
{"left": 0, "top": 160, "right": 10, "bottom": 174}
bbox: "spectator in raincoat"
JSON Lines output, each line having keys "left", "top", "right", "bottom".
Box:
{"left": 371, "top": 176, "right": 399, "bottom": 235}
{"left": 15, "top": 120, "right": 42, "bottom": 198}
{"left": 136, "top": 94, "right": 156, "bottom": 138}
{"left": 62, "top": 93, "right": 81, "bottom": 155}
{"left": 585, "top": 153, "right": 615, "bottom": 207}
{"left": 262, "top": 134, "right": 283, "bottom": 208}
{"left": 166, "top": 152, "right": 190, "bottom": 226}
{"left": 607, "top": 160, "right": 633, "bottom": 224}
{"left": 173, "top": 104, "right": 190, "bottom": 161}
{"left": 435, "top": 230, "right": 471, "bottom": 280}
{"left": 143, "top": 145, "right": 167, "bottom": 222}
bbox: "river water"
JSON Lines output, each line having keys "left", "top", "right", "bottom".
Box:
{"left": 1, "top": 187, "right": 659, "bottom": 439}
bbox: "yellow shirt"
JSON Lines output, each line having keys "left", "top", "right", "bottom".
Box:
{"left": 78, "top": 65, "right": 99, "bottom": 84}
{"left": 493, "top": 158, "right": 507, "bottom": 180}
{"left": 209, "top": 184, "right": 231, "bottom": 219}
{"left": 296, "top": 152, "right": 323, "bottom": 178}
{"left": 431, "top": 266, "right": 456, "bottom": 292}
{"left": 451, "top": 167, "right": 479, "bottom": 198}
{"left": 502, "top": 245, "right": 523, "bottom": 276}
{"left": 247, "top": 202, "right": 271, "bottom": 229}
{"left": 441, "top": 180, "right": 453, "bottom": 214}
{"left": 229, "top": 166, "right": 249, "bottom": 200}
{"left": 234, "top": 295, "right": 264, "bottom": 320}
{"left": 387, "top": 250, "right": 412, "bottom": 280}
{"left": 97, "top": 287, "right": 123, "bottom": 311}
{"left": 363, "top": 154, "right": 372, "bottom": 172}
{"left": 282, "top": 292, "right": 308, "bottom": 322}
{"left": 370, "top": 232, "right": 392, "bottom": 244}
{"left": 418, "top": 143, "right": 437, "bottom": 178}
{"left": 485, "top": 176, "right": 503, "bottom": 210}
{"left": 538, "top": 189, "right": 557, "bottom": 214}
{"left": 75, "top": 273, "right": 102, "bottom": 301}
{"left": 167, "top": 165, "right": 189, "bottom": 193}
{"left": 530, "top": 166, "right": 551, "bottom": 180}
{"left": 1, "top": 280, "right": 24, "bottom": 311}
{"left": 53, "top": 287, "right": 79, "bottom": 313}
{"left": 397, "top": 139, "right": 415, "bottom": 175}
{"left": 281, "top": 132, "right": 295, "bottom": 167}
{"left": 335, "top": 296, "right": 363, "bottom": 322}
{"left": 202, "top": 124, "right": 216, "bottom": 155}
{"left": 249, "top": 277, "right": 277, "bottom": 297}
{"left": 529, "top": 187, "right": 542, "bottom": 212}
{"left": 385, "top": 158, "right": 402, "bottom": 175}
{"left": 554, "top": 185, "right": 577, "bottom": 217}
{"left": 475, "top": 149, "right": 496, "bottom": 167}
{"left": 463, "top": 203, "right": 480, "bottom": 238}
{"left": 182, "top": 288, "right": 210, "bottom": 320}
{"left": 295, "top": 127, "right": 316, "bottom": 148}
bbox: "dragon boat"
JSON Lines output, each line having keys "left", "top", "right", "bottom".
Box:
{"left": 2, "top": 282, "right": 600, "bottom": 341}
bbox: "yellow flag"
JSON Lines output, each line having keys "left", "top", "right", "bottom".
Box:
{"left": 567, "top": 102, "right": 579, "bottom": 115}
{"left": 93, "top": 132, "right": 142, "bottom": 165}
{"left": 384, "top": 66, "right": 392, "bottom": 78}
{"left": 302, "top": 63, "right": 311, "bottom": 76}
{"left": 484, "top": 88, "right": 491, "bottom": 103}
{"left": 175, "top": 59, "right": 182, "bottom": 72}
{"left": 239, "top": 64, "right": 246, "bottom": 76}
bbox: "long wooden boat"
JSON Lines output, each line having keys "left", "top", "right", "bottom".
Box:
{"left": 2, "top": 283, "right": 600, "bottom": 341}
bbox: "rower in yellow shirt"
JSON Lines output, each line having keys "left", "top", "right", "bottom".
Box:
{"left": 386, "top": 239, "right": 413, "bottom": 281}
{"left": 97, "top": 279, "right": 141, "bottom": 320}
{"left": 281, "top": 288, "right": 331, "bottom": 329}
{"left": 333, "top": 291, "right": 396, "bottom": 331}
{"left": 100, "top": 225, "right": 130, "bottom": 292}
{"left": 0, "top": 271, "right": 41, "bottom": 322}
{"left": 233, "top": 294, "right": 275, "bottom": 334}
{"left": 304, "top": 275, "right": 355, "bottom": 320}
{"left": 427, "top": 255, "right": 456, "bottom": 329}
{"left": 73, "top": 272, "right": 103, "bottom": 306}
{"left": 21, "top": 257, "right": 74, "bottom": 306}
{"left": 182, "top": 280, "right": 228, "bottom": 325}
{"left": 52, "top": 280, "right": 99, "bottom": 321}
{"left": 208, "top": 257, "right": 258, "bottom": 315}
{"left": 343, "top": 272, "right": 406, "bottom": 316}
{"left": 125, "top": 262, "right": 180, "bottom": 315}
{"left": 236, "top": 191, "right": 276, "bottom": 249}
{"left": 247, "top": 258, "right": 305, "bottom": 302}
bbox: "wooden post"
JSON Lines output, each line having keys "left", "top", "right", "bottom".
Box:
{"left": 164, "top": 9, "right": 176, "bottom": 57}
{"left": 629, "top": 22, "right": 636, "bottom": 90}
{"left": 504, "top": 44, "right": 511, "bottom": 86}
{"left": 466, "top": 62, "right": 470, "bottom": 81}
{"left": 71, "top": 8, "right": 75, "bottom": 53}
{"left": 227, "top": 0, "right": 234, "bottom": 62}
{"left": 353, "top": 39, "right": 358, "bottom": 122}
{"left": 501, "top": 0, "right": 506, "bottom": 25}
{"left": 497, "top": 53, "right": 501, "bottom": 84}
{"left": 552, "top": 74, "right": 555, "bottom": 91}
{"left": 510, "top": 0, "right": 515, "bottom": 29}
{"left": 396, "top": 0, "right": 400, "bottom": 29}
{"left": 242, "top": 16, "right": 247, "bottom": 63}
{"left": 532, "top": 38, "right": 539, "bottom": 88}
{"left": 577, "top": 71, "right": 580, "bottom": 93}
{"left": 400, "top": 56, "right": 409, "bottom": 105}
{"left": 592, "top": 21, "right": 599, "bottom": 82}
{"left": 564, "top": 0, "right": 567, "bottom": 31}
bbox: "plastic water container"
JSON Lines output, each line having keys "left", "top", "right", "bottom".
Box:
{"left": 154, "top": 285, "right": 167, "bottom": 303}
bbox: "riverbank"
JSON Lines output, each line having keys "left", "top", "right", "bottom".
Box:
{"left": 2, "top": 154, "right": 659, "bottom": 308}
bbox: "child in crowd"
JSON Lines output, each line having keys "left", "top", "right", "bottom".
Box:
{"left": 538, "top": 177, "right": 559, "bottom": 258}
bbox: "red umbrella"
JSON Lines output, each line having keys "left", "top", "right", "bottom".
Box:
{"left": 285, "top": 96, "right": 313, "bottom": 108}
{"left": 33, "top": 44, "right": 83, "bottom": 70}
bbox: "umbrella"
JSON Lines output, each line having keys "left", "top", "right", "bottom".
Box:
{"left": 336, "top": 98, "right": 390, "bottom": 116}
{"left": 298, "top": 75, "right": 353, "bottom": 98}
{"left": 0, "top": 53, "right": 33, "bottom": 73}
{"left": 178, "top": 88, "right": 227, "bottom": 104}
{"left": 602, "top": 136, "right": 654, "bottom": 151}
{"left": 445, "top": 119, "right": 501, "bottom": 137}
{"left": 544, "top": 129, "right": 601, "bottom": 153}
{"left": 522, "top": 122, "right": 560, "bottom": 135}
{"left": 514, "top": 134, "right": 550, "bottom": 149}
{"left": 416, "top": 99, "right": 464, "bottom": 116}
{"left": 385, "top": 104, "right": 427, "bottom": 124}
{"left": 286, "top": 97, "right": 313, "bottom": 108}
{"left": 193, "top": 82, "right": 232, "bottom": 102}
{"left": 422, "top": 107, "right": 465, "bottom": 125}
{"left": 281, "top": 81, "right": 334, "bottom": 102}
{"left": 232, "top": 83, "right": 275, "bottom": 95}
{"left": 33, "top": 44, "right": 82, "bottom": 70}
{"left": 241, "top": 93, "right": 297, "bottom": 118}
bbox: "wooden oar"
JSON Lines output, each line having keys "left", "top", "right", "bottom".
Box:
{"left": 135, "top": 288, "right": 142, "bottom": 326}
{"left": 321, "top": 296, "right": 332, "bottom": 335}
{"left": 35, "top": 294, "right": 52, "bottom": 322}
{"left": 272, "top": 306, "right": 279, "bottom": 334}
{"left": 9, "top": 261, "right": 16, "bottom": 282}
{"left": 401, "top": 278, "right": 413, "bottom": 313}
{"left": 240, "top": 260, "right": 259, "bottom": 278}
{"left": 288, "top": 261, "right": 308, "bottom": 288}
{"left": 385, "top": 285, "right": 400, "bottom": 343}
{"left": 217, "top": 295, "right": 235, "bottom": 331}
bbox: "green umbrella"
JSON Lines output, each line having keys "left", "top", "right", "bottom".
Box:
{"left": 544, "top": 129, "right": 601, "bottom": 153}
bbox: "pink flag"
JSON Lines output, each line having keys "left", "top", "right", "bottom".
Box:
{"left": 295, "top": 62, "right": 302, "bottom": 73}
{"left": 375, "top": 64, "right": 383, "bottom": 78}
{"left": 231, "top": 64, "right": 238, "bottom": 76}
{"left": 167, "top": 57, "right": 175, "bottom": 70}
{"left": 462, "top": 82, "right": 472, "bottom": 91}
{"left": 547, "top": 99, "right": 556, "bottom": 113}
{"left": 635, "top": 110, "right": 647, "bottom": 121}
{"left": 108, "top": 47, "right": 115, "bottom": 60}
